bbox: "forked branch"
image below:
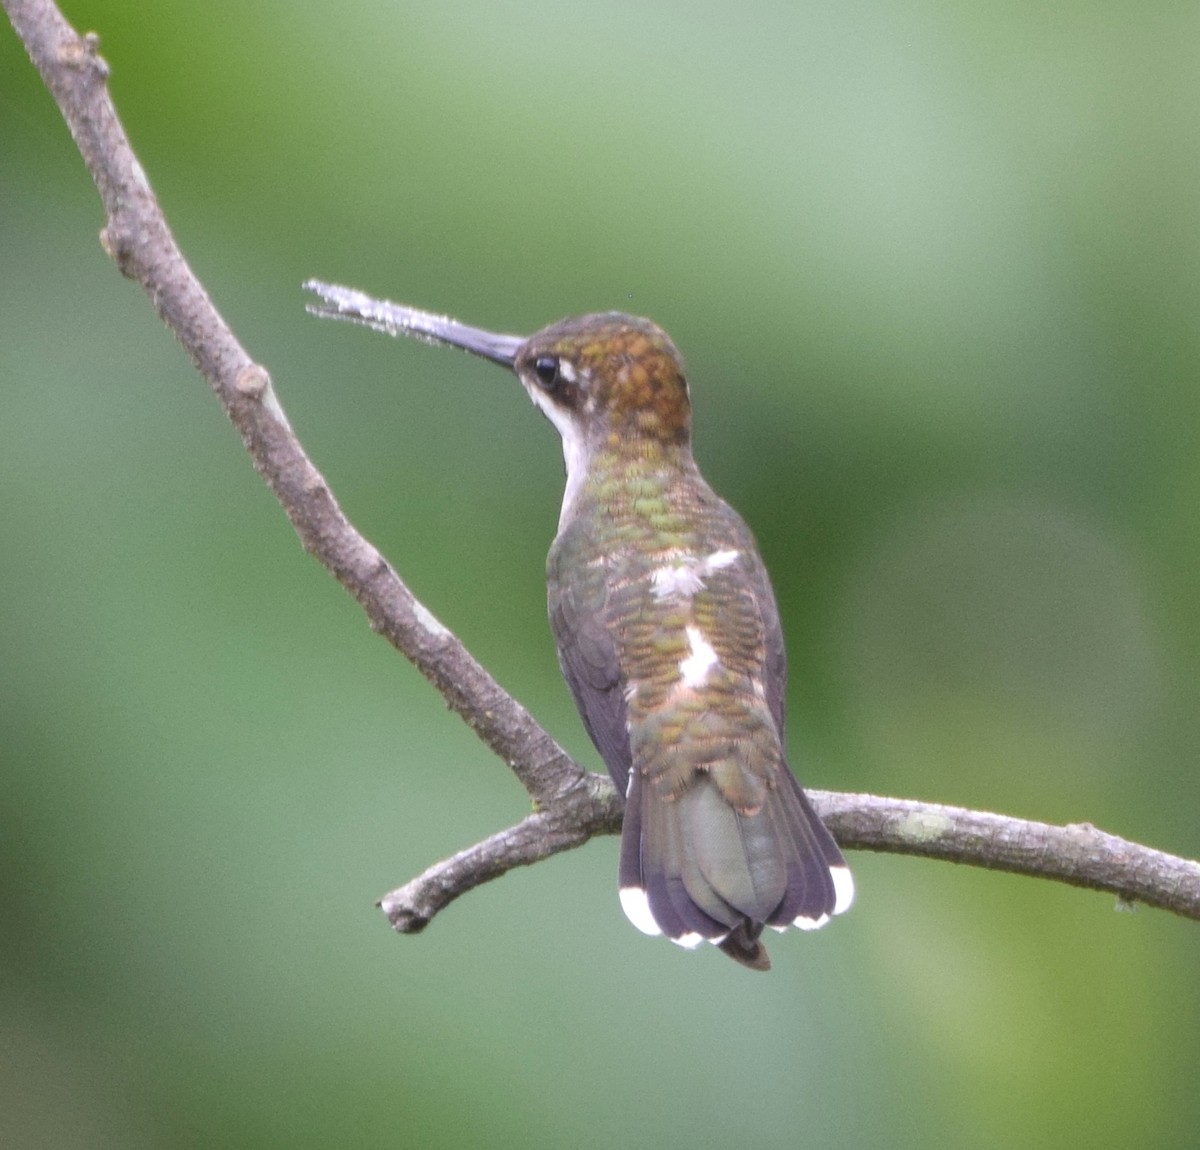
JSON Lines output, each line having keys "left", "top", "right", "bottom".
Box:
{"left": 6, "top": 0, "right": 1198, "bottom": 938}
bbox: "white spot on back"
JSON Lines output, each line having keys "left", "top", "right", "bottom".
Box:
{"left": 652, "top": 563, "right": 706, "bottom": 598}
{"left": 619, "top": 887, "right": 662, "bottom": 936}
{"left": 651, "top": 549, "right": 740, "bottom": 600}
{"left": 671, "top": 932, "right": 705, "bottom": 950}
{"left": 706, "top": 549, "right": 739, "bottom": 570}
{"left": 679, "top": 625, "right": 719, "bottom": 687}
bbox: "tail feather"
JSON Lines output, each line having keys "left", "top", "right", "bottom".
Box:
{"left": 765, "top": 772, "right": 841, "bottom": 929}
{"left": 618, "top": 761, "right": 852, "bottom": 969}
{"left": 662, "top": 788, "right": 740, "bottom": 941}
{"left": 635, "top": 772, "right": 731, "bottom": 943}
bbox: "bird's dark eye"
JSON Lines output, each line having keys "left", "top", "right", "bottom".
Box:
{"left": 533, "top": 355, "right": 561, "bottom": 389}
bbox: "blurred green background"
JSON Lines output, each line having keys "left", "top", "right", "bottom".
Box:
{"left": 3, "top": 1, "right": 1198, "bottom": 1146}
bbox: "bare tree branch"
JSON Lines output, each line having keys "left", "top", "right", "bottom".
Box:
{"left": 2, "top": 0, "right": 582, "bottom": 813}
{"left": 381, "top": 789, "right": 1200, "bottom": 930}
{"left": 7, "top": 0, "right": 1199, "bottom": 942}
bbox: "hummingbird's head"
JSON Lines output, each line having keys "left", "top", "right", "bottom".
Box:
{"left": 302, "top": 284, "right": 693, "bottom": 470}
{"left": 512, "top": 313, "right": 692, "bottom": 451}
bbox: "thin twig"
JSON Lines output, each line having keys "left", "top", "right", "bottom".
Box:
{"left": 6, "top": 0, "right": 1198, "bottom": 942}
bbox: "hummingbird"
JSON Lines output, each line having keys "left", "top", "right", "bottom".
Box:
{"left": 305, "top": 282, "right": 853, "bottom": 970}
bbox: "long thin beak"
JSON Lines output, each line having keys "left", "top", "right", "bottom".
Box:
{"left": 303, "top": 280, "right": 524, "bottom": 368}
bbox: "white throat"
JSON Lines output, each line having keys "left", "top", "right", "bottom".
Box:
{"left": 524, "top": 384, "right": 589, "bottom": 532}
